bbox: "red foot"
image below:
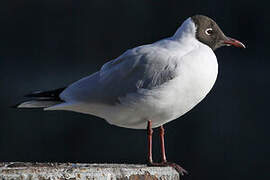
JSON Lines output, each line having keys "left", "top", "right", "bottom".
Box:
{"left": 147, "top": 162, "right": 188, "bottom": 176}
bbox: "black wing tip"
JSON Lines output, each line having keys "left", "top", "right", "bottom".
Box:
{"left": 24, "top": 91, "right": 42, "bottom": 98}
{"left": 23, "top": 87, "right": 66, "bottom": 98}
{"left": 12, "top": 87, "right": 66, "bottom": 109}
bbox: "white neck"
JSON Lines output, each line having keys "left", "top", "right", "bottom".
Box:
{"left": 172, "top": 18, "right": 197, "bottom": 42}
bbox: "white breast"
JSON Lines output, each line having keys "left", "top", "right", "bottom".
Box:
{"left": 46, "top": 18, "right": 218, "bottom": 130}
{"left": 163, "top": 43, "right": 218, "bottom": 123}
{"left": 100, "top": 43, "right": 218, "bottom": 129}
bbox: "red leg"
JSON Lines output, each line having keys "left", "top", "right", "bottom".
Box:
{"left": 147, "top": 120, "right": 153, "bottom": 164}
{"left": 146, "top": 123, "right": 188, "bottom": 176}
{"left": 159, "top": 125, "right": 188, "bottom": 175}
{"left": 160, "top": 125, "right": 167, "bottom": 163}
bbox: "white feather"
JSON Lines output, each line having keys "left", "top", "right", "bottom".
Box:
{"left": 46, "top": 18, "right": 218, "bottom": 129}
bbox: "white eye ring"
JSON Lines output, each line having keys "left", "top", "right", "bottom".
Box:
{"left": 205, "top": 28, "right": 213, "bottom": 35}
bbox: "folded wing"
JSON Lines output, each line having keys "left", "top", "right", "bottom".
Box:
{"left": 59, "top": 45, "right": 179, "bottom": 106}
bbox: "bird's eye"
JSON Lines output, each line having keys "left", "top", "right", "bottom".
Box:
{"left": 205, "top": 28, "right": 213, "bottom": 36}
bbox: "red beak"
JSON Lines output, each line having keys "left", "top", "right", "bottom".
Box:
{"left": 223, "top": 37, "right": 246, "bottom": 48}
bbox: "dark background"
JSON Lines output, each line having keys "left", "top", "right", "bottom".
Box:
{"left": 0, "top": 0, "right": 269, "bottom": 180}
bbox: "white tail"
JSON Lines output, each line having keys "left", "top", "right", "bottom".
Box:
{"left": 16, "top": 100, "right": 62, "bottom": 108}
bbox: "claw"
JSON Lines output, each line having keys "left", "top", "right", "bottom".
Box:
{"left": 165, "top": 162, "right": 188, "bottom": 176}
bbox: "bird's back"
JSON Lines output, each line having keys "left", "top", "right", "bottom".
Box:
{"left": 46, "top": 37, "right": 218, "bottom": 129}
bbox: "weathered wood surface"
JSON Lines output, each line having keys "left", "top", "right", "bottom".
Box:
{"left": 0, "top": 162, "right": 179, "bottom": 180}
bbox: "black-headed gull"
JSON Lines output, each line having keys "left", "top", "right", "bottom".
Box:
{"left": 15, "top": 15, "right": 245, "bottom": 175}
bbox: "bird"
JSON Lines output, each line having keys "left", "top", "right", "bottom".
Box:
{"left": 14, "top": 15, "right": 245, "bottom": 175}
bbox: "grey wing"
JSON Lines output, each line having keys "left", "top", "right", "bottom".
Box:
{"left": 60, "top": 45, "right": 178, "bottom": 105}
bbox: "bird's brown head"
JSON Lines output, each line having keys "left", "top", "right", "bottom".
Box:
{"left": 191, "top": 15, "right": 245, "bottom": 50}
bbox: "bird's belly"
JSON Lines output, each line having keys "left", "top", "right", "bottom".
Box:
{"left": 61, "top": 47, "right": 218, "bottom": 129}
{"left": 98, "top": 61, "right": 218, "bottom": 129}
